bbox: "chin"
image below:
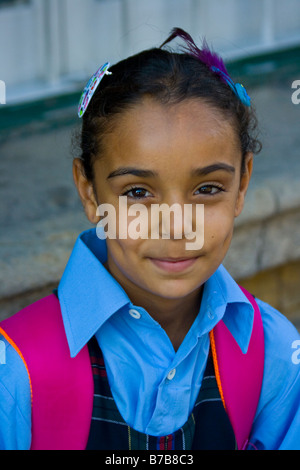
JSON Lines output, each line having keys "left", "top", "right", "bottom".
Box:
{"left": 148, "top": 279, "right": 203, "bottom": 300}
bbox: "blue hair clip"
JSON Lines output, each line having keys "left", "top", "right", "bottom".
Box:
{"left": 211, "top": 66, "right": 251, "bottom": 107}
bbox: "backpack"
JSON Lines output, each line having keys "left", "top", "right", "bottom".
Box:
{"left": 0, "top": 285, "right": 264, "bottom": 450}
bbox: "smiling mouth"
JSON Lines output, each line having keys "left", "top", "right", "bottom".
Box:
{"left": 149, "top": 256, "right": 199, "bottom": 273}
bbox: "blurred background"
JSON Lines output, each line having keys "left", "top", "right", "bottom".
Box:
{"left": 0, "top": 0, "right": 299, "bottom": 330}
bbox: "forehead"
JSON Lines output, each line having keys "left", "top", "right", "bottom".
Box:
{"left": 99, "top": 98, "right": 240, "bottom": 173}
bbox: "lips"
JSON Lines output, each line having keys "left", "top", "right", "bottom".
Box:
{"left": 149, "top": 256, "right": 199, "bottom": 273}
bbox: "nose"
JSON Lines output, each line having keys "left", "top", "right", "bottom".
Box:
{"left": 149, "top": 195, "right": 204, "bottom": 250}
{"left": 162, "top": 202, "right": 185, "bottom": 240}
{"left": 150, "top": 193, "right": 189, "bottom": 241}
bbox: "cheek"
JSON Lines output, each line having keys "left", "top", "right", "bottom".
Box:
{"left": 204, "top": 205, "right": 235, "bottom": 247}
{"left": 118, "top": 207, "right": 151, "bottom": 241}
{"left": 106, "top": 237, "right": 143, "bottom": 268}
{"left": 106, "top": 237, "right": 155, "bottom": 293}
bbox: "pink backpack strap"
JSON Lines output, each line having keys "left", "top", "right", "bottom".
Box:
{"left": 0, "top": 295, "right": 93, "bottom": 450}
{"left": 210, "top": 286, "right": 264, "bottom": 450}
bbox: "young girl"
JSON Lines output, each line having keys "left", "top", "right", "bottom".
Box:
{"left": 0, "top": 28, "right": 299, "bottom": 451}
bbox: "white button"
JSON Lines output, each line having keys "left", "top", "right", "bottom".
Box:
{"left": 167, "top": 368, "right": 176, "bottom": 380}
{"left": 129, "top": 309, "right": 141, "bottom": 319}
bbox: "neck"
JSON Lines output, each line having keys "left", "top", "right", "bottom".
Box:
{"left": 104, "top": 259, "right": 203, "bottom": 351}
{"left": 123, "top": 281, "right": 203, "bottom": 351}
{"left": 144, "top": 290, "right": 203, "bottom": 351}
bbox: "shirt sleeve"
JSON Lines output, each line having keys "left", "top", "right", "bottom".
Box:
{"left": 247, "top": 299, "right": 300, "bottom": 450}
{"left": 0, "top": 335, "right": 31, "bottom": 450}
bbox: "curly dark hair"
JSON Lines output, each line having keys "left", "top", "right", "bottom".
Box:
{"left": 78, "top": 28, "right": 262, "bottom": 182}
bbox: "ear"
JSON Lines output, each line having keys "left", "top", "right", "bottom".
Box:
{"left": 73, "top": 158, "right": 100, "bottom": 224}
{"left": 234, "top": 152, "right": 253, "bottom": 218}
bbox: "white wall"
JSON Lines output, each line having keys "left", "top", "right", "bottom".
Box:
{"left": 0, "top": 1, "right": 40, "bottom": 85}
{"left": 0, "top": 0, "right": 300, "bottom": 104}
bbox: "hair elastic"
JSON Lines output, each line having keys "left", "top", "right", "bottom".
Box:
{"left": 78, "top": 62, "right": 112, "bottom": 118}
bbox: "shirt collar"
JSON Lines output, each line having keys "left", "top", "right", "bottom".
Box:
{"left": 202, "top": 265, "right": 255, "bottom": 353}
{"left": 58, "top": 229, "right": 254, "bottom": 357}
{"left": 58, "top": 229, "right": 130, "bottom": 357}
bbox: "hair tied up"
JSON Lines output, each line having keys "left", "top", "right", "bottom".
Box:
{"left": 161, "top": 27, "right": 251, "bottom": 107}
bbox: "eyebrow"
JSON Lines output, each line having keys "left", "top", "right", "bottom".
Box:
{"left": 107, "top": 162, "right": 235, "bottom": 179}
{"left": 107, "top": 167, "right": 158, "bottom": 179}
{"left": 192, "top": 163, "right": 236, "bottom": 176}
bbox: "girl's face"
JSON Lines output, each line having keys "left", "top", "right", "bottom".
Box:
{"left": 74, "top": 98, "right": 252, "bottom": 307}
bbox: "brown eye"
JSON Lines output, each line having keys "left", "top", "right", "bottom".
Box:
{"left": 123, "top": 187, "right": 151, "bottom": 199}
{"left": 196, "top": 184, "right": 224, "bottom": 195}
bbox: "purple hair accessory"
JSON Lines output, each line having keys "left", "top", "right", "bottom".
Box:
{"left": 162, "top": 28, "right": 251, "bottom": 107}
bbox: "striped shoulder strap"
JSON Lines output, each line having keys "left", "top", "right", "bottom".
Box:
{"left": 210, "top": 286, "right": 264, "bottom": 450}
{"left": 0, "top": 294, "right": 93, "bottom": 450}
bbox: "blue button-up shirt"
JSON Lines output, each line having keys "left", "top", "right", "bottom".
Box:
{"left": 0, "top": 228, "right": 299, "bottom": 449}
